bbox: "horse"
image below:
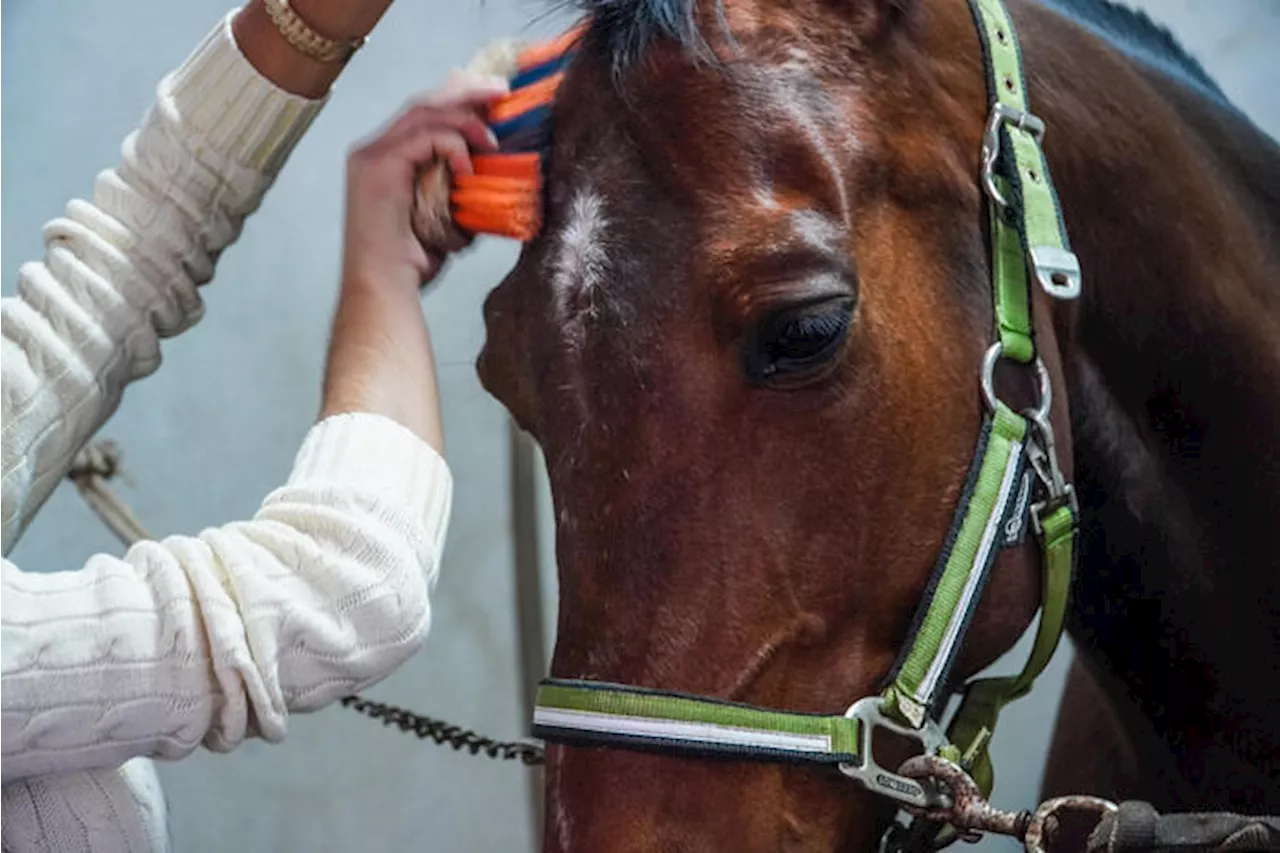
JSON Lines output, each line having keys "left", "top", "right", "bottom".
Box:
{"left": 475, "top": 0, "right": 1280, "bottom": 848}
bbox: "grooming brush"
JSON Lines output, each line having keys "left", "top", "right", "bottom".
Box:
{"left": 411, "top": 27, "right": 582, "bottom": 248}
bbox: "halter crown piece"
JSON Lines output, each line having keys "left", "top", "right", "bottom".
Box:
{"left": 490, "top": 2, "right": 1084, "bottom": 848}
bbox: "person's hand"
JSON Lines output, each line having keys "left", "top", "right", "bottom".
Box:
{"left": 340, "top": 72, "right": 509, "bottom": 294}
{"left": 322, "top": 73, "right": 507, "bottom": 450}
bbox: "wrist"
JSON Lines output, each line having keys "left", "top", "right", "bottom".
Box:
{"left": 287, "top": 0, "right": 392, "bottom": 42}
{"left": 232, "top": 0, "right": 391, "bottom": 99}
{"left": 341, "top": 266, "right": 424, "bottom": 299}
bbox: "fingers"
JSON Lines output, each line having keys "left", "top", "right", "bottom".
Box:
{"left": 339, "top": 73, "right": 511, "bottom": 297}
{"left": 380, "top": 70, "right": 507, "bottom": 144}
{"left": 350, "top": 71, "right": 508, "bottom": 174}
{"left": 391, "top": 124, "right": 474, "bottom": 177}
{"left": 390, "top": 106, "right": 497, "bottom": 158}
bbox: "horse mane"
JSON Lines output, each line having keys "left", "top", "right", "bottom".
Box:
{"left": 1036, "top": 0, "right": 1226, "bottom": 102}
{"left": 561, "top": 0, "right": 713, "bottom": 75}
{"left": 561, "top": 0, "right": 1227, "bottom": 104}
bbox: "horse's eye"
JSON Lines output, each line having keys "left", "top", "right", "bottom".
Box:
{"left": 745, "top": 296, "right": 854, "bottom": 385}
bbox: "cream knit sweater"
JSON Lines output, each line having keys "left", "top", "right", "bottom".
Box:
{"left": 1, "top": 12, "right": 452, "bottom": 851}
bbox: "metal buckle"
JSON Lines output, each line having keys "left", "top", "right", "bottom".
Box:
{"left": 838, "top": 697, "right": 952, "bottom": 810}
{"left": 981, "top": 102, "right": 1045, "bottom": 209}
{"left": 979, "top": 102, "right": 1083, "bottom": 302}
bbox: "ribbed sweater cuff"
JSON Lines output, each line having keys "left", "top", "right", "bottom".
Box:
{"left": 161, "top": 9, "right": 328, "bottom": 176}
{"left": 286, "top": 414, "right": 452, "bottom": 537}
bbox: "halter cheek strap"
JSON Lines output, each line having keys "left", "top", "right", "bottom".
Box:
{"left": 531, "top": 0, "right": 1082, "bottom": 826}
{"left": 876, "top": 0, "right": 1084, "bottom": 802}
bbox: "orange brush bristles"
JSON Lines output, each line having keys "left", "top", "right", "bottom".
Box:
{"left": 515, "top": 26, "right": 586, "bottom": 70}
{"left": 485, "top": 73, "right": 564, "bottom": 125}
{"left": 448, "top": 27, "right": 584, "bottom": 242}
{"left": 451, "top": 154, "right": 543, "bottom": 241}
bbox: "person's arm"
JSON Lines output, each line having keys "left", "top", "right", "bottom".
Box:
{"left": 0, "top": 0, "right": 393, "bottom": 553}
{"left": 322, "top": 70, "right": 504, "bottom": 449}
{"left": 0, "top": 77, "right": 507, "bottom": 785}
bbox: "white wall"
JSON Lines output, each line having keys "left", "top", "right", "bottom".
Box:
{"left": 3, "top": 1, "right": 1275, "bottom": 850}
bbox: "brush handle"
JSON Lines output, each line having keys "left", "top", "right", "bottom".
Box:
{"left": 411, "top": 160, "right": 471, "bottom": 255}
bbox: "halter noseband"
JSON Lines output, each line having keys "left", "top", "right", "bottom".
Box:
{"left": 532, "top": 0, "right": 1083, "bottom": 843}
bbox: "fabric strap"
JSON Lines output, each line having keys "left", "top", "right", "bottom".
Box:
{"left": 991, "top": 177, "right": 1035, "bottom": 362}
{"left": 1087, "top": 801, "right": 1280, "bottom": 853}
{"left": 971, "top": 0, "right": 1082, "bottom": 316}
{"left": 926, "top": 0, "right": 1080, "bottom": 797}
{"left": 533, "top": 679, "right": 862, "bottom": 765}
{"left": 887, "top": 403, "right": 1031, "bottom": 726}
{"left": 942, "top": 502, "right": 1076, "bottom": 795}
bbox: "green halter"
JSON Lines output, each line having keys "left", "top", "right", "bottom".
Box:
{"left": 532, "top": 0, "right": 1082, "bottom": 833}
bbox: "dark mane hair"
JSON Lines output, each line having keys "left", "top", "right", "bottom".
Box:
{"left": 563, "top": 0, "right": 720, "bottom": 75}
{"left": 564, "top": 0, "right": 1226, "bottom": 103}
{"left": 1037, "top": 0, "right": 1225, "bottom": 101}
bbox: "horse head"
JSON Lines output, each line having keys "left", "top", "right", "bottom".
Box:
{"left": 475, "top": 0, "right": 1089, "bottom": 848}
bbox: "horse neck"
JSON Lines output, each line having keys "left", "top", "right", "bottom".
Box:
{"left": 1023, "top": 6, "right": 1280, "bottom": 807}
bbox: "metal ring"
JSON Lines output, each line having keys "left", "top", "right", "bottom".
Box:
{"left": 1023, "top": 796, "right": 1118, "bottom": 853}
{"left": 980, "top": 342, "right": 1052, "bottom": 421}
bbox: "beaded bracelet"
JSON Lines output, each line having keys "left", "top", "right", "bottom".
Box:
{"left": 262, "top": 0, "right": 365, "bottom": 64}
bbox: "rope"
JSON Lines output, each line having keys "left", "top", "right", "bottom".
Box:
{"left": 1088, "top": 801, "right": 1280, "bottom": 853}
{"left": 67, "top": 441, "right": 152, "bottom": 544}
{"left": 66, "top": 440, "right": 545, "bottom": 766}
{"left": 899, "top": 755, "right": 1280, "bottom": 853}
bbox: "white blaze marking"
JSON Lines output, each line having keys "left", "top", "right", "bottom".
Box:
{"left": 550, "top": 188, "right": 610, "bottom": 328}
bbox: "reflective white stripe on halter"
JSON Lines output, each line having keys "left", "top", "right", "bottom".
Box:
{"left": 915, "top": 438, "right": 1025, "bottom": 701}
{"left": 533, "top": 707, "right": 837, "bottom": 754}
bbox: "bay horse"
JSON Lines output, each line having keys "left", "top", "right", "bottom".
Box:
{"left": 476, "top": 0, "right": 1280, "bottom": 849}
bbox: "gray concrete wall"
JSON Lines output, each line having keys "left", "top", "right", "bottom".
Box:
{"left": 3, "top": 2, "right": 1275, "bottom": 851}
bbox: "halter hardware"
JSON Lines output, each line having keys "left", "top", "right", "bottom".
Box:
{"left": 1030, "top": 246, "right": 1082, "bottom": 300}
{"left": 982, "top": 103, "right": 1045, "bottom": 210}
{"left": 531, "top": 0, "right": 1086, "bottom": 848}
{"left": 979, "top": 343, "right": 1076, "bottom": 536}
{"left": 837, "top": 698, "right": 952, "bottom": 810}
{"left": 979, "top": 341, "right": 1051, "bottom": 420}
{"left": 1024, "top": 408, "right": 1078, "bottom": 536}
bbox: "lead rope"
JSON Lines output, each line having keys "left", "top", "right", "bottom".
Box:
{"left": 896, "top": 756, "right": 1280, "bottom": 853}
{"left": 66, "top": 440, "right": 545, "bottom": 767}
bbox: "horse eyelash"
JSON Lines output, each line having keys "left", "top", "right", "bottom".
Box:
{"left": 779, "top": 307, "right": 851, "bottom": 341}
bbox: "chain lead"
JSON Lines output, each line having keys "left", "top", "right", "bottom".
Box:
{"left": 339, "top": 696, "right": 545, "bottom": 765}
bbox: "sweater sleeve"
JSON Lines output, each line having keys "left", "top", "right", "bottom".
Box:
{"left": 0, "top": 11, "right": 456, "bottom": 785}
{"left": 1, "top": 412, "right": 453, "bottom": 783}
{"left": 1, "top": 11, "right": 325, "bottom": 553}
